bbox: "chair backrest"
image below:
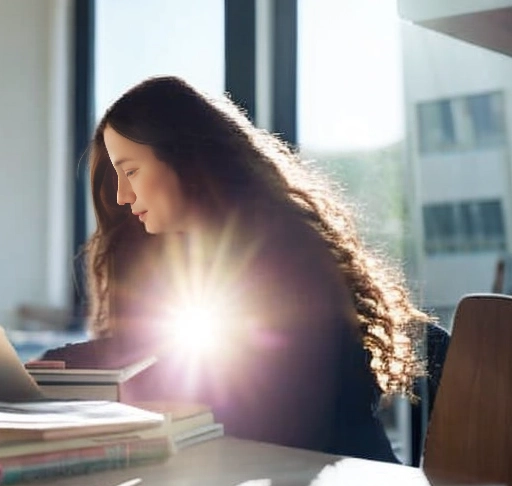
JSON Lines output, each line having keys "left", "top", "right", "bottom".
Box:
{"left": 423, "top": 294, "right": 512, "bottom": 485}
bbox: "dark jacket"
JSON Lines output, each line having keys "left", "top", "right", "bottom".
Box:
{"left": 42, "top": 317, "right": 398, "bottom": 463}
{"left": 44, "top": 223, "right": 398, "bottom": 462}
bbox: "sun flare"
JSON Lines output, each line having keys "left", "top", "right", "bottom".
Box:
{"left": 172, "top": 305, "right": 222, "bottom": 354}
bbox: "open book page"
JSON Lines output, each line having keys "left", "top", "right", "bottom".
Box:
{"left": 0, "top": 400, "right": 165, "bottom": 443}
{"left": 0, "top": 327, "right": 44, "bottom": 402}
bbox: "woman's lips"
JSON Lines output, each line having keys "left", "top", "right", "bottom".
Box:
{"left": 134, "top": 211, "right": 147, "bottom": 221}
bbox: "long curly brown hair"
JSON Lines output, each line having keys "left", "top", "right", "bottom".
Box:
{"left": 86, "top": 76, "right": 430, "bottom": 397}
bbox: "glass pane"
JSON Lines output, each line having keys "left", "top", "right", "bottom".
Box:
{"left": 480, "top": 200, "right": 505, "bottom": 238}
{"left": 423, "top": 204, "right": 457, "bottom": 254}
{"left": 423, "top": 200, "right": 507, "bottom": 255}
{"left": 94, "top": 0, "right": 225, "bottom": 118}
{"left": 297, "top": 0, "right": 405, "bottom": 260}
{"left": 459, "top": 202, "right": 476, "bottom": 239}
{"left": 418, "top": 100, "right": 455, "bottom": 154}
{"left": 467, "top": 92, "right": 506, "bottom": 148}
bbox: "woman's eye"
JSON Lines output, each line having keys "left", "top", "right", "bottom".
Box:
{"left": 125, "top": 169, "right": 137, "bottom": 177}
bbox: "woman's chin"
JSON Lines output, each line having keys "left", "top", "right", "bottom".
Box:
{"left": 142, "top": 222, "right": 158, "bottom": 235}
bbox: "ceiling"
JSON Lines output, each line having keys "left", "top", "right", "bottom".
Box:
{"left": 398, "top": 2, "right": 512, "bottom": 58}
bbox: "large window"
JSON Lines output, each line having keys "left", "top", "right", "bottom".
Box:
{"left": 423, "top": 199, "right": 506, "bottom": 255}
{"left": 417, "top": 92, "right": 506, "bottom": 154}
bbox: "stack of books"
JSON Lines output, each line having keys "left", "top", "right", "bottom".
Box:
{"left": 0, "top": 329, "right": 224, "bottom": 484}
{"left": 0, "top": 400, "right": 170, "bottom": 484}
{"left": 0, "top": 400, "right": 223, "bottom": 484}
{"left": 131, "top": 401, "right": 224, "bottom": 451}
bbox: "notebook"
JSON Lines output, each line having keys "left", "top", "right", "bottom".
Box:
{"left": 0, "top": 327, "right": 44, "bottom": 402}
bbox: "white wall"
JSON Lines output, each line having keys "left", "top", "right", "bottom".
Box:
{"left": 0, "top": 0, "right": 73, "bottom": 329}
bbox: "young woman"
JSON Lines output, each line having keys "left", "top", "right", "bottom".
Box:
{"left": 43, "top": 76, "right": 432, "bottom": 462}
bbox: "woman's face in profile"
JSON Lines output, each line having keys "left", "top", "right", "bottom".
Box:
{"left": 103, "top": 124, "right": 191, "bottom": 235}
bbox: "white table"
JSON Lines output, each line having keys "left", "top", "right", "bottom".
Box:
{"left": 28, "top": 437, "right": 425, "bottom": 486}
{"left": 30, "top": 437, "right": 498, "bottom": 486}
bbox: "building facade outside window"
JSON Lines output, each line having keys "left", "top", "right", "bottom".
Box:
{"left": 423, "top": 199, "right": 506, "bottom": 255}
{"left": 417, "top": 91, "right": 505, "bottom": 155}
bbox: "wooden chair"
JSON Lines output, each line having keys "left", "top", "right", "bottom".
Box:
{"left": 422, "top": 294, "right": 512, "bottom": 485}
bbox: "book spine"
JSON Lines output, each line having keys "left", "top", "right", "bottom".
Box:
{"left": 174, "top": 424, "right": 224, "bottom": 450}
{"left": 0, "top": 437, "right": 171, "bottom": 485}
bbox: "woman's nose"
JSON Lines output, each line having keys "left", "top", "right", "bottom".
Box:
{"left": 117, "top": 179, "right": 136, "bottom": 205}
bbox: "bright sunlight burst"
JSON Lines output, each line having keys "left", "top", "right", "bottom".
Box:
{"left": 172, "top": 305, "right": 222, "bottom": 354}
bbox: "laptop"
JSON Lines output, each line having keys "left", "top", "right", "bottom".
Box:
{"left": 0, "top": 327, "right": 44, "bottom": 402}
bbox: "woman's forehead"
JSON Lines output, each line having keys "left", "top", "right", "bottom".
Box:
{"left": 103, "top": 125, "right": 152, "bottom": 164}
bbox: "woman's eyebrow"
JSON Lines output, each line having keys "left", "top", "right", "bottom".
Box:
{"left": 113, "top": 157, "right": 135, "bottom": 167}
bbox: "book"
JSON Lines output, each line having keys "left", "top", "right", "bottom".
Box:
{"left": 0, "top": 402, "right": 214, "bottom": 460}
{"left": 26, "top": 356, "right": 157, "bottom": 401}
{"left": 174, "top": 422, "right": 224, "bottom": 450}
{"left": 127, "top": 401, "right": 217, "bottom": 438}
{"left": 170, "top": 410, "right": 215, "bottom": 437}
{"left": 0, "top": 422, "right": 224, "bottom": 485}
{"left": 27, "top": 356, "right": 157, "bottom": 384}
{"left": 36, "top": 384, "right": 119, "bottom": 401}
{"left": 0, "top": 435, "right": 172, "bottom": 485}
{"left": 130, "top": 402, "right": 223, "bottom": 451}
{"left": 0, "top": 421, "right": 171, "bottom": 458}
{"left": 0, "top": 402, "right": 220, "bottom": 484}
{"left": 0, "top": 400, "right": 164, "bottom": 443}
{"left": 131, "top": 400, "right": 212, "bottom": 420}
